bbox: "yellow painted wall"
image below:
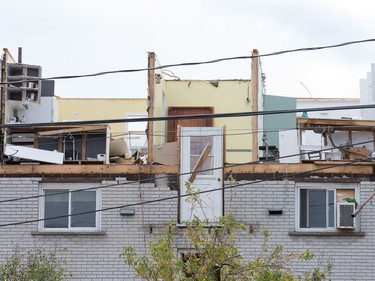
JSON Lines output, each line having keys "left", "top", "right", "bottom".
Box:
{"left": 155, "top": 80, "right": 253, "bottom": 164}
{"left": 56, "top": 97, "right": 147, "bottom": 136}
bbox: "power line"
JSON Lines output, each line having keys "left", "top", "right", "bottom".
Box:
{"left": 1, "top": 138, "right": 372, "bottom": 205}
{"left": 0, "top": 157, "right": 368, "bottom": 228}
{"left": 24, "top": 123, "right": 375, "bottom": 148}
{"left": 1, "top": 38, "right": 375, "bottom": 85}
{"left": 0, "top": 139, "right": 372, "bottom": 227}
{"left": 2, "top": 103, "right": 375, "bottom": 129}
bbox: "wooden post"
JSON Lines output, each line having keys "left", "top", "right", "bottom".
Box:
{"left": 0, "top": 51, "right": 7, "bottom": 162}
{"left": 251, "top": 49, "right": 259, "bottom": 162}
{"left": 58, "top": 137, "right": 63, "bottom": 152}
{"left": 34, "top": 133, "right": 39, "bottom": 149}
{"left": 1, "top": 51, "right": 7, "bottom": 126}
{"left": 147, "top": 52, "right": 155, "bottom": 163}
{"left": 348, "top": 130, "right": 353, "bottom": 144}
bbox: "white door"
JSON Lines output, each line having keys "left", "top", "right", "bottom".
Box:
{"left": 180, "top": 127, "right": 223, "bottom": 223}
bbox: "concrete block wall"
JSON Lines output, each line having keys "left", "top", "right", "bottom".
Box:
{"left": 1, "top": 177, "right": 375, "bottom": 280}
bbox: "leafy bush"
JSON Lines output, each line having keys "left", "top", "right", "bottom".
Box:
{"left": 0, "top": 246, "right": 70, "bottom": 281}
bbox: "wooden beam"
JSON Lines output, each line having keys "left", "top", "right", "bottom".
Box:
{"left": 188, "top": 144, "right": 212, "bottom": 183}
{"left": 147, "top": 52, "right": 155, "bottom": 164}
{"left": 34, "top": 133, "right": 39, "bottom": 149}
{"left": 251, "top": 49, "right": 259, "bottom": 162}
{"left": 225, "top": 162, "right": 373, "bottom": 175}
{"left": 0, "top": 164, "right": 179, "bottom": 175}
{"left": 298, "top": 117, "right": 375, "bottom": 131}
{"left": 1, "top": 51, "right": 7, "bottom": 126}
{"left": 58, "top": 137, "right": 63, "bottom": 152}
{"left": 38, "top": 126, "right": 106, "bottom": 136}
{"left": 0, "top": 161, "right": 372, "bottom": 176}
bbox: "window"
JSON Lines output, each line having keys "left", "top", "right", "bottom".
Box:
{"left": 39, "top": 183, "right": 101, "bottom": 231}
{"left": 296, "top": 184, "right": 357, "bottom": 231}
{"left": 125, "top": 113, "right": 148, "bottom": 152}
{"left": 190, "top": 136, "right": 214, "bottom": 176}
{"left": 299, "top": 189, "right": 335, "bottom": 228}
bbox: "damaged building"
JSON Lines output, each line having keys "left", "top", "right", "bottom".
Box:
{"left": 1, "top": 48, "right": 375, "bottom": 280}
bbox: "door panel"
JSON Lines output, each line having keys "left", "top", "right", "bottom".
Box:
{"left": 167, "top": 107, "right": 213, "bottom": 142}
{"left": 180, "top": 127, "right": 223, "bottom": 223}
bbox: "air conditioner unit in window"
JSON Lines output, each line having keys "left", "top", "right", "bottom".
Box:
{"left": 337, "top": 202, "right": 355, "bottom": 229}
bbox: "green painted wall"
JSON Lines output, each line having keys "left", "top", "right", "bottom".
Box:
{"left": 263, "top": 95, "right": 296, "bottom": 148}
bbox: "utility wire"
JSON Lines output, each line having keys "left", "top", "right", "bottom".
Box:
{"left": 1, "top": 38, "right": 375, "bottom": 84}
{"left": 1, "top": 138, "right": 372, "bottom": 205}
{"left": 31, "top": 123, "right": 374, "bottom": 147}
{"left": 0, "top": 139, "right": 373, "bottom": 227}
{"left": 2, "top": 103, "right": 375, "bottom": 128}
{"left": 0, "top": 155, "right": 370, "bottom": 228}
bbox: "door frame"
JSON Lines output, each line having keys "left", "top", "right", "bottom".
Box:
{"left": 179, "top": 127, "right": 223, "bottom": 223}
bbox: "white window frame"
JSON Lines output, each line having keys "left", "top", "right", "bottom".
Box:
{"left": 38, "top": 183, "right": 101, "bottom": 232}
{"left": 295, "top": 183, "right": 358, "bottom": 232}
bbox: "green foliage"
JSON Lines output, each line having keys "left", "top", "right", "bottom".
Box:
{"left": 0, "top": 246, "right": 70, "bottom": 281}
{"left": 120, "top": 214, "right": 331, "bottom": 281}
{"left": 120, "top": 222, "right": 180, "bottom": 281}
{"left": 121, "top": 180, "right": 331, "bottom": 280}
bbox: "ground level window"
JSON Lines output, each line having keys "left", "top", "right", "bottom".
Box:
{"left": 297, "top": 185, "right": 356, "bottom": 231}
{"left": 40, "top": 183, "right": 100, "bottom": 231}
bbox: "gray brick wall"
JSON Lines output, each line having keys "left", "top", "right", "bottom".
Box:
{"left": 0, "top": 177, "right": 374, "bottom": 280}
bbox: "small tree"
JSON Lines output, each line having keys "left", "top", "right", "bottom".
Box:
{"left": 0, "top": 246, "right": 71, "bottom": 281}
{"left": 120, "top": 214, "right": 331, "bottom": 281}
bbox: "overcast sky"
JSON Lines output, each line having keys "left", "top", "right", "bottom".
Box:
{"left": 3, "top": 0, "right": 375, "bottom": 99}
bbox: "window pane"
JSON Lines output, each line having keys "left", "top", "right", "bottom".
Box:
{"left": 71, "top": 191, "right": 96, "bottom": 227}
{"left": 309, "top": 190, "right": 326, "bottom": 228}
{"left": 190, "top": 136, "right": 213, "bottom": 176}
{"left": 44, "top": 189, "right": 69, "bottom": 228}
{"left": 328, "top": 190, "right": 335, "bottom": 227}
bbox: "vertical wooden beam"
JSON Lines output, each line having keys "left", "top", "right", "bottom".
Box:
{"left": 251, "top": 49, "right": 259, "bottom": 162}
{"left": 1, "top": 51, "right": 7, "bottom": 126}
{"left": 34, "top": 133, "right": 39, "bottom": 149}
{"left": 147, "top": 52, "right": 155, "bottom": 164}
{"left": 348, "top": 130, "right": 353, "bottom": 144}
{"left": 0, "top": 51, "right": 7, "bottom": 161}
{"left": 58, "top": 137, "right": 63, "bottom": 152}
